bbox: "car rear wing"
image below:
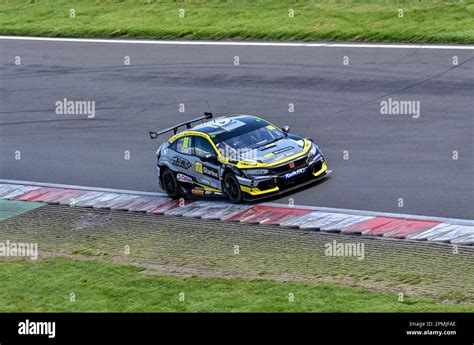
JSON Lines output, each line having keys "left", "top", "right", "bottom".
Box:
{"left": 149, "top": 112, "right": 213, "bottom": 139}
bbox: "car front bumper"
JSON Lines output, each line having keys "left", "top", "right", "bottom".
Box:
{"left": 236, "top": 156, "right": 331, "bottom": 201}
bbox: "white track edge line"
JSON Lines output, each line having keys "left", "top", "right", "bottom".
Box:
{"left": 1, "top": 36, "right": 473, "bottom": 50}
{"left": 2, "top": 179, "right": 472, "bottom": 225}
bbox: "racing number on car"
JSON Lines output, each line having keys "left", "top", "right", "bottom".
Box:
{"left": 195, "top": 161, "right": 203, "bottom": 174}
{"left": 206, "top": 118, "right": 246, "bottom": 131}
{"left": 182, "top": 137, "right": 190, "bottom": 149}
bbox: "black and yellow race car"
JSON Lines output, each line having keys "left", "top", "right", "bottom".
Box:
{"left": 150, "top": 113, "right": 331, "bottom": 203}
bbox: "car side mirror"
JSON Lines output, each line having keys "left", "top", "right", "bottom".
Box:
{"left": 282, "top": 126, "right": 290, "bottom": 133}
{"left": 202, "top": 154, "right": 218, "bottom": 162}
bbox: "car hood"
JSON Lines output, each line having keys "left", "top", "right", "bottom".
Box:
{"left": 231, "top": 137, "right": 310, "bottom": 166}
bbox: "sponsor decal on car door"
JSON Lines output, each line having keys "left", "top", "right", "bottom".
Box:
{"left": 194, "top": 161, "right": 221, "bottom": 189}
{"left": 192, "top": 136, "right": 222, "bottom": 190}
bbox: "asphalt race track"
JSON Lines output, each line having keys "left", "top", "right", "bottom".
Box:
{"left": 0, "top": 38, "right": 473, "bottom": 219}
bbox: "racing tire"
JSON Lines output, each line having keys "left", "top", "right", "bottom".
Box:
{"left": 223, "top": 172, "right": 243, "bottom": 203}
{"left": 161, "top": 168, "right": 182, "bottom": 199}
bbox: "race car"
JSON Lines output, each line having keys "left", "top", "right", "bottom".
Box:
{"left": 149, "top": 112, "right": 331, "bottom": 203}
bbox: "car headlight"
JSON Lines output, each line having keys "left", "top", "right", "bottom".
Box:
{"left": 244, "top": 169, "right": 269, "bottom": 176}
{"left": 308, "top": 143, "right": 318, "bottom": 157}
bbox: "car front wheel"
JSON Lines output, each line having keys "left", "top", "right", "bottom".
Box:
{"left": 223, "top": 172, "right": 243, "bottom": 203}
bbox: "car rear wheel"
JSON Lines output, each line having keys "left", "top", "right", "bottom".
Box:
{"left": 161, "top": 168, "right": 181, "bottom": 199}
{"left": 224, "top": 172, "right": 243, "bottom": 203}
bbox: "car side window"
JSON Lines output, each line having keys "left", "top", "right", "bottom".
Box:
{"left": 194, "top": 136, "right": 216, "bottom": 158}
{"left": 176, "top": 136, "right": 193, "bottom": 155}
{"left": 169, "top": 140, "right": 177, "bottom": 151}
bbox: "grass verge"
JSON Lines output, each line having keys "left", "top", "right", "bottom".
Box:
{"left": 0, "top": 0, "right": 473, "bottom": 44}
{"left": 0, "top": 257, "right": 472, "bottom": 312}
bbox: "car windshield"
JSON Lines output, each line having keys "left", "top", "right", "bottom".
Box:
{"left": 216, "top": 125, "right": 285, "bottom": 159}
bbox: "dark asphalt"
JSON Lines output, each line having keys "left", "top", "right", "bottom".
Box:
{"left": 0, "top": 39, "right": 473, "bottom": 219}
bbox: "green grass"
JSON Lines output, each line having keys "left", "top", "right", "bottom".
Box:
{"left": 0, "top": 199, "right": 44, "bottom": 221}
{"left": 0, "top": 257, "right": 472, "bottom": 312}
{"left": 0, "top": 0, "right": 473, "bottom": 44}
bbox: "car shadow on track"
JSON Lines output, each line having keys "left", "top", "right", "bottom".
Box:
{"left": 180, "top": 174, "right": 332, "bottom": 206}
{"left": 250, "top": 174, "right": 332, "bottom": 205}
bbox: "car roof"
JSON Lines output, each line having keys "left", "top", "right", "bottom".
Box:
{"left": 191, "top": 114, "right": 265, "bottom": 135}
